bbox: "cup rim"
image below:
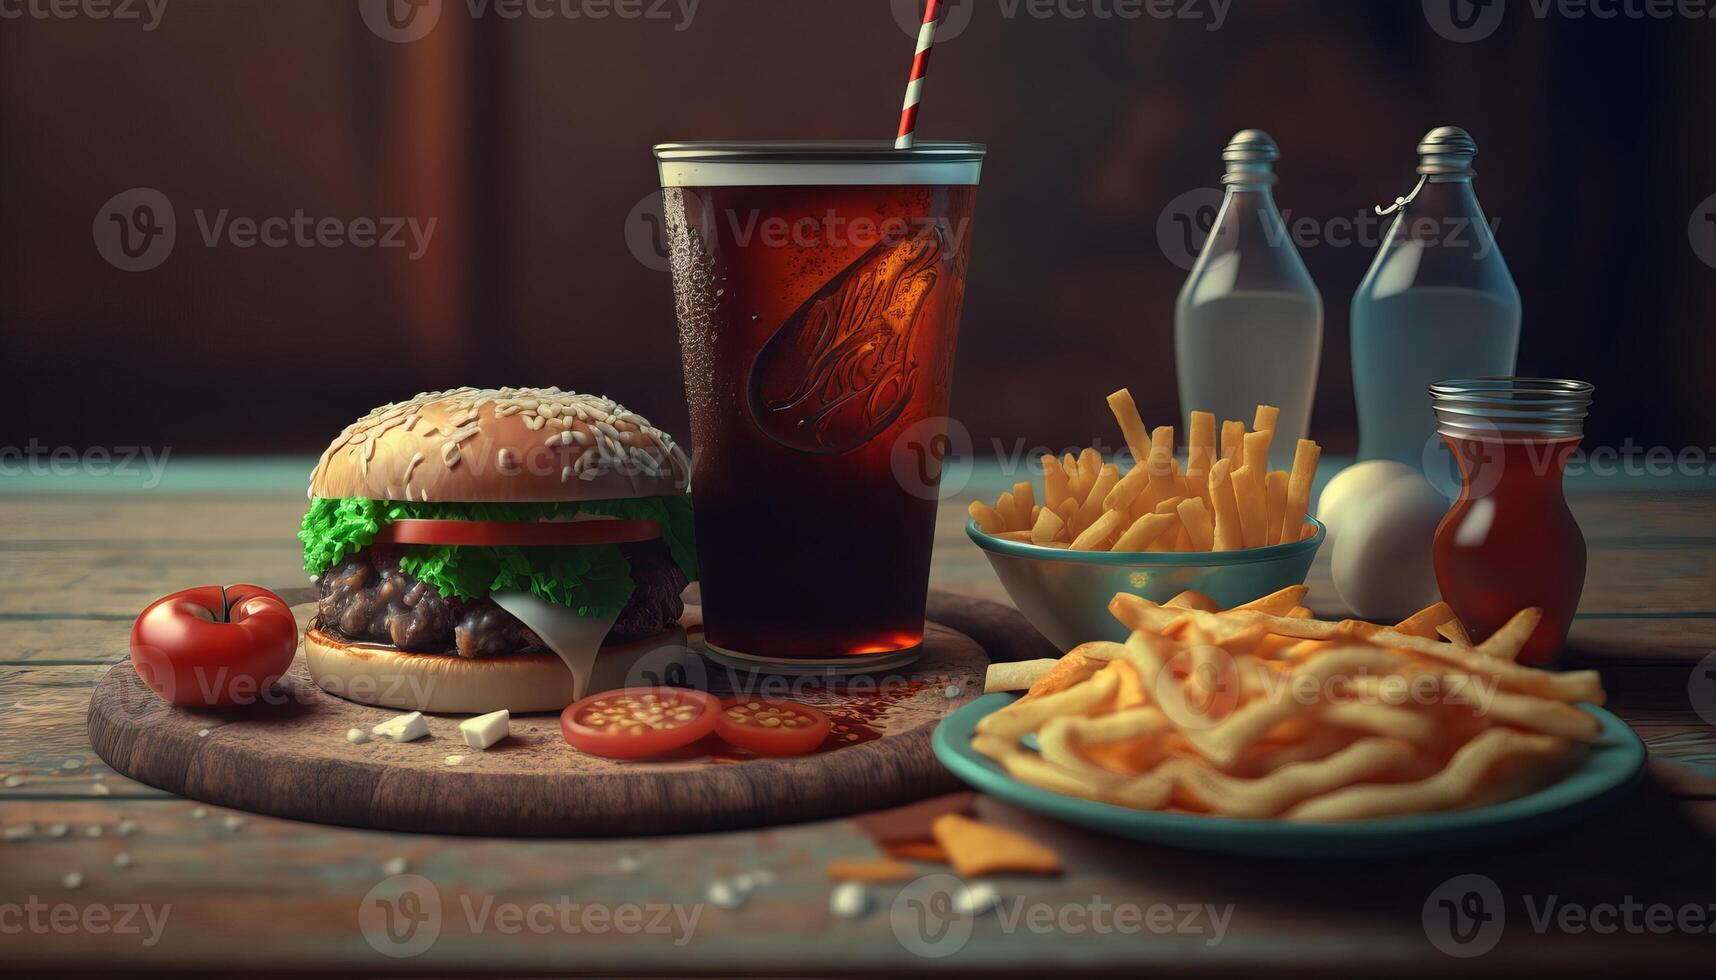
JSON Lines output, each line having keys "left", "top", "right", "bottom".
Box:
{"left": 966, "top": 516, "right": 1326, "bottom": 566}
{"left": 652, "top": 140, "right": 987, "bottom": 163}
{"left": 654, "top": 140, "right": 986, "bottom": 187}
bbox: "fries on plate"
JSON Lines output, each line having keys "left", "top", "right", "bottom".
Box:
{"left": 976, "top": 592, "right": 1605, "bottom": 822}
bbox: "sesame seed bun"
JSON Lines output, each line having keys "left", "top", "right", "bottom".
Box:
{"left": 309, "top": 387, "right": 690, "bottom": 503}
{"left": 303, "top": 625, "right": 688, "bottom": 714}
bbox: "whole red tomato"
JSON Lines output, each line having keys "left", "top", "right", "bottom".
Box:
{"left": 130, "top": 585, "right": 298, "bottom": 707}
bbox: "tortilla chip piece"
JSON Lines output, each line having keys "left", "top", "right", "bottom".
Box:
{"left": 826, "top": 858, "right": 915, "bottom": 882}
{"left": 882, "top": 841, "right": 949, "bottom": 863}
{"left": 931, "top": 814, "right": 1063, "bottom": 877}
{"left": 852, "top": 791, "right": 976, "bottom": 846}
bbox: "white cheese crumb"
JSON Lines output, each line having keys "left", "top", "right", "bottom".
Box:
{"left": 113, "top": 853, "right": 133, "bottom": 869}
{"left": 372, "top": 711, "right": 430, "bottom": 743}
{"left": 222, "top": 815, "right": 245, "bottom": 831}
{"left": 943, "top": 684, "right": 962, "bottom": 698}
{"left": 346, "top": 727, "right": 371, "bottom": 744}
{"left": 117, "top": 819, "right": 140, "bottom": 837}
{"left": 830, "top": 882, "right": 872, "bottom": 919}
{"left": 705, "top": 880, "right": 745, "bottom": 909}
{"left": 3, "top": 775, "right": 23, "bottom": 788}
{"left": 62, "top": 871, "right": 84, "bottom": 889}
{"left": 92, "top": 783, "right": 111, "bottom": 797}
{"left": 382, "top": 857, "right": 408, "bottom": 876}
{"left": 190, "top": 808, "right": 208, "bottom": 820}
{"left": 459, "top": 709, "right": 511, "bottom": 750}
{"left": 2, "top": 824, "right": 34, "bottom": 841}
{"left": 617, "top": 854, "right": 641, "bottom": 874}
{"left": 45, "top": 823, "right": 70, "bottom": 838}
{"left": 83, "top": 825, "right": 102, "bottom": 838}
{"left": 955, "top": 882, "right": 1001, "bottom": 916}
{"left": 62, "top": 760, "right": 81, "bottom": 771}
{"left": 444, "top": 755, "right": 464, "bottom": 766}
{"left": 196, "top": 729, "right": 210, "bottom": 738}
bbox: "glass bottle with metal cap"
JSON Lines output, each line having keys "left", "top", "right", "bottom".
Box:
{"left": 1175, "top": 130, "right": 1323, "bottom": 468}
{"left": 1351, "top": 126, "right": 1521, "bottom": 465}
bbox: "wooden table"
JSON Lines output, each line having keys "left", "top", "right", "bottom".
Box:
{"left": 4, "top": 466, "right": 1715, "bottom": 975}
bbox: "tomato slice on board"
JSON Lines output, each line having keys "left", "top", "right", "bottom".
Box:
{"left": 715, "top": 698, "right": 834, "bottom": 757}
{"left": 559, "top": 688, "right": 721, "bottom": 760}
{"left": 375, "top": 519, "right": 661, "bottom": 548}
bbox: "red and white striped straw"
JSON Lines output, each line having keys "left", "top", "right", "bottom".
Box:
{"left": 894, "top": 0, "right": 944, "bottom": 149}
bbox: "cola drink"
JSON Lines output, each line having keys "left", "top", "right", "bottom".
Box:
{"left": 654, "top": 142, "right": 984, "bottom": 666}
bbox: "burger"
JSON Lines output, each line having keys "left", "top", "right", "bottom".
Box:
{"left": 297, "top": 387, "right": 696, "bottom": 713}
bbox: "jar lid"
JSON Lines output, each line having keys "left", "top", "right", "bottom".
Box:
{"left": 1431, "top": 378, "right": 1594, "bottom": 439}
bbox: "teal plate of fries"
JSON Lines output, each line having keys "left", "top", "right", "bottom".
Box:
{"left": 933, "top": 693, "right": 1645, "bottom": 858}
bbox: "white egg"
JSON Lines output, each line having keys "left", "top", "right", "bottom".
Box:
{"left": 1316, "top": 461, "right": 1416, "bottom": 546}
{"left": 1332, "top": 473, "right": 1450, "bottom": 621}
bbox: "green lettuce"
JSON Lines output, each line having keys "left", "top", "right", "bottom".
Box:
{"left": 298, "top": 496, "right": 697, "bottom": 617}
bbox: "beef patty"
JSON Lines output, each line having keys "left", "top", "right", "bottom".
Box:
{"left": 315, "top": 544, "right": 686, "bottom": 658}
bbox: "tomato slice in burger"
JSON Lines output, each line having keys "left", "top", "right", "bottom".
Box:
{"left": 376, "top": 518, "right": 661, "bottom": 548}
{"left": 559, "top": 687, "right": 721, "bottom": 760}
{"left": 715, "top": 698, "right": 833, "bottom": 757}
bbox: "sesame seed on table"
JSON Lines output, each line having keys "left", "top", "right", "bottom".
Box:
{"left": 1, "top": 461, "right": 1714, "bottom": 975}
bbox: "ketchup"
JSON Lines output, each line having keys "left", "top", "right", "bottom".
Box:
{"left": 1429, "top": 379, "right": 1594, "bottom": 667}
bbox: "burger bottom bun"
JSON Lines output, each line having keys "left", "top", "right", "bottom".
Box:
{"left": 304, "top": 626, "right": 690, "bottom": 715}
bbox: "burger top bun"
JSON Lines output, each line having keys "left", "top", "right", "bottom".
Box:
{"left": 309, "top": 387, "right": 691, "bottom": 503}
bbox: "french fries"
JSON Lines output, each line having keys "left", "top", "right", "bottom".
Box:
{"left": 974, "top": 392, "right": 1321, "bottom": 553}
{"left": 1207, "top": 459, "right": 1243, "bottom": 552}
{"left": 977, "top": 597, "right": 1605, "bottom": 822}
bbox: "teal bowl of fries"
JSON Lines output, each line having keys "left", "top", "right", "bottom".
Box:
{"left": 967, "top": 517, "right": 1326, "bottom": 651}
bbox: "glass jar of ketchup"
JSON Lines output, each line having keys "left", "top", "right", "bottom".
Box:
{"left": 1430, "top": 379, "right": 1594, "bottom": 666}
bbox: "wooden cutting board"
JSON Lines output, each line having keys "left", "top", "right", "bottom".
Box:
{"left": 86, "top": 590, "right": 1054, "bottom": 836}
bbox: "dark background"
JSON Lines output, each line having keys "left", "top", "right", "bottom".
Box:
{"left": 3, "top": 0, "right": 1712, "bottom": 458}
